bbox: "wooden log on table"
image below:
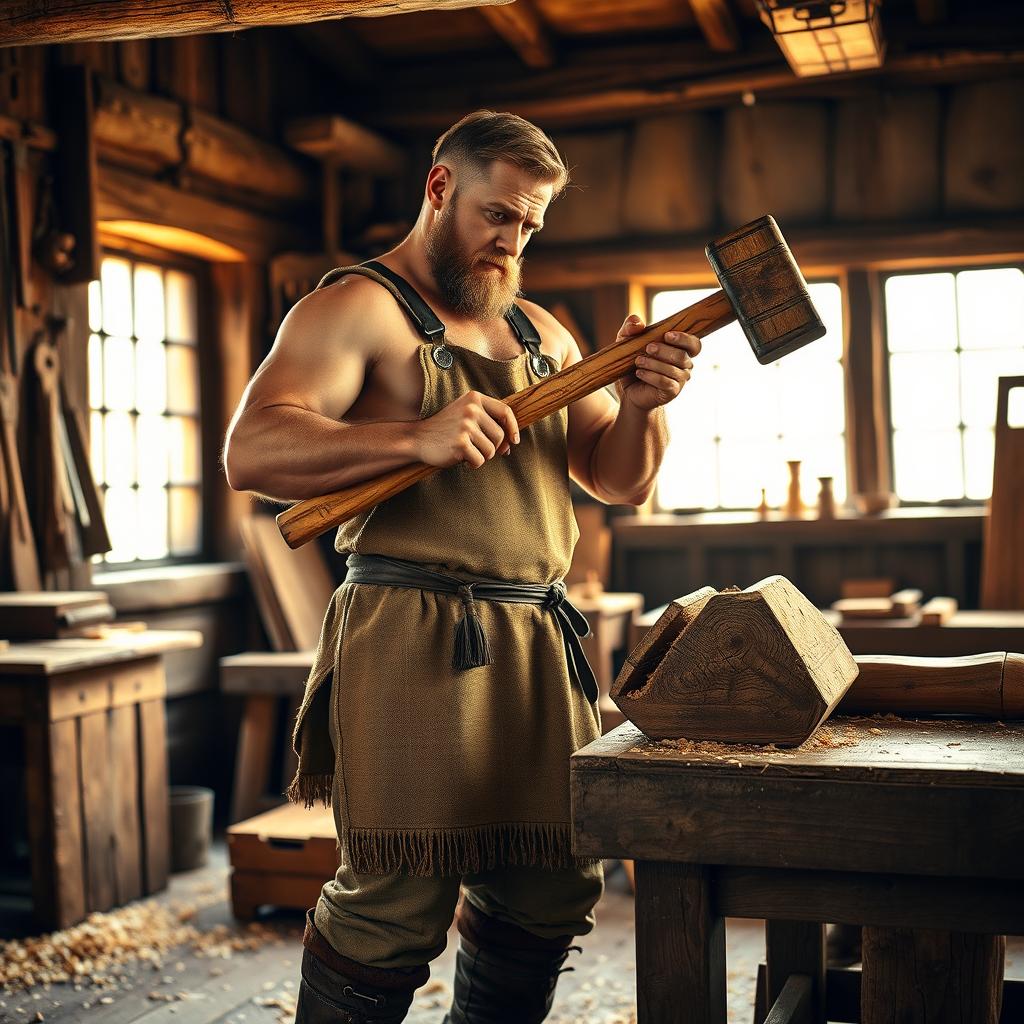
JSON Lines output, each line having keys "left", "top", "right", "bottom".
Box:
{"left": 841, "top": 652, "right": 1024, "bottom": 719}
{"left": 612, "top": 576, "right": 858, "bottom": 745}
{"left": 862, "top": 927, "right": 1005, "bottom": 1024}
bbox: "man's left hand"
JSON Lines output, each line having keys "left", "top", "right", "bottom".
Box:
{"left": 613, "top": 315, "right": 701, "bottom": 412}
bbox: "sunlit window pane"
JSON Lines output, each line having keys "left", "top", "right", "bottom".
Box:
{"left": 104, "top": 486, "right": 137, "bottom": 562}
{"left": 103, "top": 336, "right": 135, "bottom": 411}
{"left": 133, "top": 264, "right": 166, "bottom": 342}
{"left": 136, "top": 414, "right": 169, "bottom": 487}
{"left": 167, "top": 417, "right": 201, "bottom": 483}
{"left": 100, "top": 258, "right": 133, "bottom": 337}
{"left": 963, "top": 428, "right": 995, "bottom": 500}
{"left": 889, "top": 352, "right": 960, "bottom": 430}
{"left": 957, "top": 268, "right": 1024, "bottom": 351}
{"left": 169, "top": 486, "right": 201, "bottom": 555}
{"left": 166, "top": 270, "right": 198, "bottom": 342}
{"left": 1010, "top": 385, "right": 1024, "bottom": 428}
{"left": 136, "top": 486, "right": 169, "bottom": 560}
{"left": 135, "top": 338, "right": 167, "bottom": 414}
{"left": 651, "top": 281, "right": 845, "bottom": 511}
{"left": 885, "top": 266, "right": 1024, "bottom": 503}
{"left": 893, "top": 430, "right": 963, "bottom": 501}
{"left": 88, "top": 334, "right": 103, "bottom": 411}
{"left": 885, "top": 273, "right": 956, "bottom": 352}
{"left": 103, "top": 411, "right": 135, "bottom": 487}
{"left": 86, "top": 253, "right": 203, "bottom": 564}
{"left": 166, "top": 345, "right": 199, "bottom": 414}
{"left": 960, "top": 349, "right": 1024, "bottom": 428}
{"left": 90, "top": 411, "right": 104, "bottom": 486}
{"left": 88, "top": 280, "right": 103, "bottom": 334}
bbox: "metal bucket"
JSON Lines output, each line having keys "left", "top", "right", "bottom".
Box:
{"left": 169, "top": 785, "right": 214, "bottom": 872}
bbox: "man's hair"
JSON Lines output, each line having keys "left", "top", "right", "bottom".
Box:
{"left": 432, "top": 110, "right": 569, "bottom": 197}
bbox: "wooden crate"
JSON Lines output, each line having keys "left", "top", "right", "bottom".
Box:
{"left": 227, "top": 803, "right": 339, "bottom": 920}
{"left": 0, "top": 631, "right": 201, "bottom": 930}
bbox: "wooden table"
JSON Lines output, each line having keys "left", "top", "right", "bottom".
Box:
{"left": 631, "top": 607, "right": 1024, "bottom": 660}
{"left": 571, "top": 718, "right": 1024, "bottom": 1023}
{"left": 0, "top": 629, "right": 203, "bottom": 930}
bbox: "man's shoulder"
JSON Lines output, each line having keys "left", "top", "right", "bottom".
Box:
{"left": 514, "top": 296, "right": 572, "bottom": 365}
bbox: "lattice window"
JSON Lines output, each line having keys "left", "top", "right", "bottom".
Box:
{"left": 87, "top": 254, "right": 203, "bottom": 563}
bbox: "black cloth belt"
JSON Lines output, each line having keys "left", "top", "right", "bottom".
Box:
{"left": 343, "top": 553, "right": 599, "bottom": 705}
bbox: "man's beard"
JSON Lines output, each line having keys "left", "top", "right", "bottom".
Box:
{"left": 425, "top": 195, "right": 523, "bottom": 321}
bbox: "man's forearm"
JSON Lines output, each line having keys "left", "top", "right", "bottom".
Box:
{"left": 225, "top": 405, "right": 422, "bottom": 503}
{"left": 590, "top": 400, "right": 668, "bottom": 505}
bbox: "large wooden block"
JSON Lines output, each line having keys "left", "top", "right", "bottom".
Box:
{"left": 612, "top": 576, "right": 857, "bottom": 746}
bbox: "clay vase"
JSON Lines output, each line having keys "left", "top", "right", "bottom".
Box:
{"left": 785, "top": 460, "right": 804, "bottom": 518}
{"left": 817, "top": 476, "right": 836, "bottom": 519}
{"left": 757, "top": 488, "right": 771, "bottom": 520}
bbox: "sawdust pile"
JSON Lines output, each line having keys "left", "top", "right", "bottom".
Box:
{"left": 0, "top": 898, "right": 282, "bottom": 993}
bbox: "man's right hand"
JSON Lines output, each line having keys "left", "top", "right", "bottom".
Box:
{"left": 412, "top": 390, "right": 521, "bottom": 469}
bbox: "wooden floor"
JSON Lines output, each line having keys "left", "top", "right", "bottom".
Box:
{"left": 2, "top": 843, "right": 1022, "bottom": 1024}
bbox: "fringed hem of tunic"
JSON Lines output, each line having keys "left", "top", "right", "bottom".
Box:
{"left": 347, "top": 823, "right": 601, "bottom": 877}
{"left": 287, "top": 771, "right": 333, "bottom": 809}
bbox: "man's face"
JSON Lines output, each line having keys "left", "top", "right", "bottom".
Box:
{"left": 425, "top": 159, "right": 554, "bottom": 321}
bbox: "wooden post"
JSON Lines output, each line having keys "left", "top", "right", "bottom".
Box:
{"left": 862, "top": 927, "right": 1005, "bottom": 1024}
{"left": 634, "top": 861, "right": 726, "bottom": 1024}
{"left": 766, "top": 920, "right": 825, "bottom": 1024}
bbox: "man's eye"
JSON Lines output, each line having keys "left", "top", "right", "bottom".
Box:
{"left": 487, "top": 210, "right": 506, "bottom": 223}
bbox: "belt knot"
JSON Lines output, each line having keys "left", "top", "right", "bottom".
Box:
{"left": 543, "top": 580, "right": 567, "bottom": 611}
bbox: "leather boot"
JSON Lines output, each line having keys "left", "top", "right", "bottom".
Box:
{"left": 296, "top": 910, "right": 427, "bottom": 1024}
{"left": 442, "top": 899, "right": 582, "bottom": 1024}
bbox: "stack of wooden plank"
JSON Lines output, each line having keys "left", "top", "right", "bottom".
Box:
{"left": 831, "top": 579, "right": 958, "bottom": 626}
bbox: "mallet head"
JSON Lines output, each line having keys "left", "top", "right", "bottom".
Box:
{"left": 706, "top": 215, "right": 825, "bottom": 364}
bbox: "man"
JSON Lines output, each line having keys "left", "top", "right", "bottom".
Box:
{"left": 224, "top": 110, "right": 700, "bottom": 1024}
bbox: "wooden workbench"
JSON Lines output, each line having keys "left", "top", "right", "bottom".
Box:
{"left": 571, "top": 717, "right": 1024, "bottom": 1023}
{"left": 0, "top": 629, "right": 203, "bottom": 930}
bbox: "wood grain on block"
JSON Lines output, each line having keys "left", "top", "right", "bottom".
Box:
{"left": 611, "top": 586, "right": 716, "bottom": 704}
{"left": 618, "top": 576, "right": 857, "bottom": 746}
{"left": 840, "top": 653, "right": 1006, "bottom": 717}
{"left": 919, "top": 596, "right": 958, "bottom": 626}
{"left": 861, "top": 927, "right": 1004, "bottom": 1024}
{"left": 840, "top": 578, "right": 895, "bottom": 599}
{"left": 228, "top": 803, "right": 338, "bottom": 876}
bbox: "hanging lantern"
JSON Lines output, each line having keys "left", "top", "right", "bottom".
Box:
{"left": 756, "top": 0, "right": 886, "bottom": 78}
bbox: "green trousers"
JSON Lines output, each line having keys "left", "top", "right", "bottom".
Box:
{"left": 314, "top": 854, "right": 605, "bottom": 969}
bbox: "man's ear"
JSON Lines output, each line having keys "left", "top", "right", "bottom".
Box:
{"left": 426, "top": 165, "right": 451, "bottom": 212}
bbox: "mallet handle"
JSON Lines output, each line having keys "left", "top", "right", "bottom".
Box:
{"left": 277, "top": 289, "right": 736, "bottom": 548}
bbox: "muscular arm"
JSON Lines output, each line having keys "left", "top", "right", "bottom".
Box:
{"left": 520, "top": 301, "right": 669, "bottom": 506}
{"left": 223, "top": 278, "right": 421, "bottom": 503}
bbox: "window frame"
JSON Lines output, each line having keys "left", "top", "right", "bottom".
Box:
{"left": 879, "top": 260, "right": 1024, "bottom": 509}
{"left": 89, "top": 243, "right": 215, "bottom": 569}
{"left": 644, "top": 274, "right": 848, "bottom": 515}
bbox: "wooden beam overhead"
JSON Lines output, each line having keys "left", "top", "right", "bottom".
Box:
{"left": 689, "top": 0, "right": 741, "bottom": 53}
{"left": 480, "top": 0, "right": 555, "bottom": 69}
{"left": 363, "top": 47, "right": 1024, "bottom": 129}
{"left": 285, "top": 116, "right": 404, "bottom": 176}
{"left": 0, "top": 0, "right": 517, "bottom": 47}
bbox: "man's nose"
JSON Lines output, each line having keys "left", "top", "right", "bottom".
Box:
{"left": 494, "top": 226, "right": 525, "bottom": 258}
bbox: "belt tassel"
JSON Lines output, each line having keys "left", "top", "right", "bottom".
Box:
{"left": 454, "top": 584, "right": 493, "bottom": 670}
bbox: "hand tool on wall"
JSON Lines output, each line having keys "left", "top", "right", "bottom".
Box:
{"left": 277, "top": 214, "right": 826, "bottom": 547}
{"left": 0, "top": 138, "right": 42, "bottom": 591}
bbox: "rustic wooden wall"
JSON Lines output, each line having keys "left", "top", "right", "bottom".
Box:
{"left": 534, "top": 79, "right": 1024, "bottom": 244}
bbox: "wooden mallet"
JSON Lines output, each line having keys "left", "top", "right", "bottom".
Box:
{"left": 277, "top": 214, "right": 825, "bottom": 548}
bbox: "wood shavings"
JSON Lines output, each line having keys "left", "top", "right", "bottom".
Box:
{"left": 0, "top": 899, "right": 284, "bottom": 993}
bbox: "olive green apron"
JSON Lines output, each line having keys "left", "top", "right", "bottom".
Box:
{"left": 287, "top": 264, "right": 602, "bottom": 877}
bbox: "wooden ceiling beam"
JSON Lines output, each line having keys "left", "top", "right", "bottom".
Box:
{"left": 0, "top": 0, "right": 516, "bottom": 47}
{"left": 689, "top": 0, "right": 741, "bottom": 53}
{"left": 362, "top": 47, "right": 1024, "bottom": 130}
{"left": 480, "top": 0, "right": 555, "bottom": 69}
